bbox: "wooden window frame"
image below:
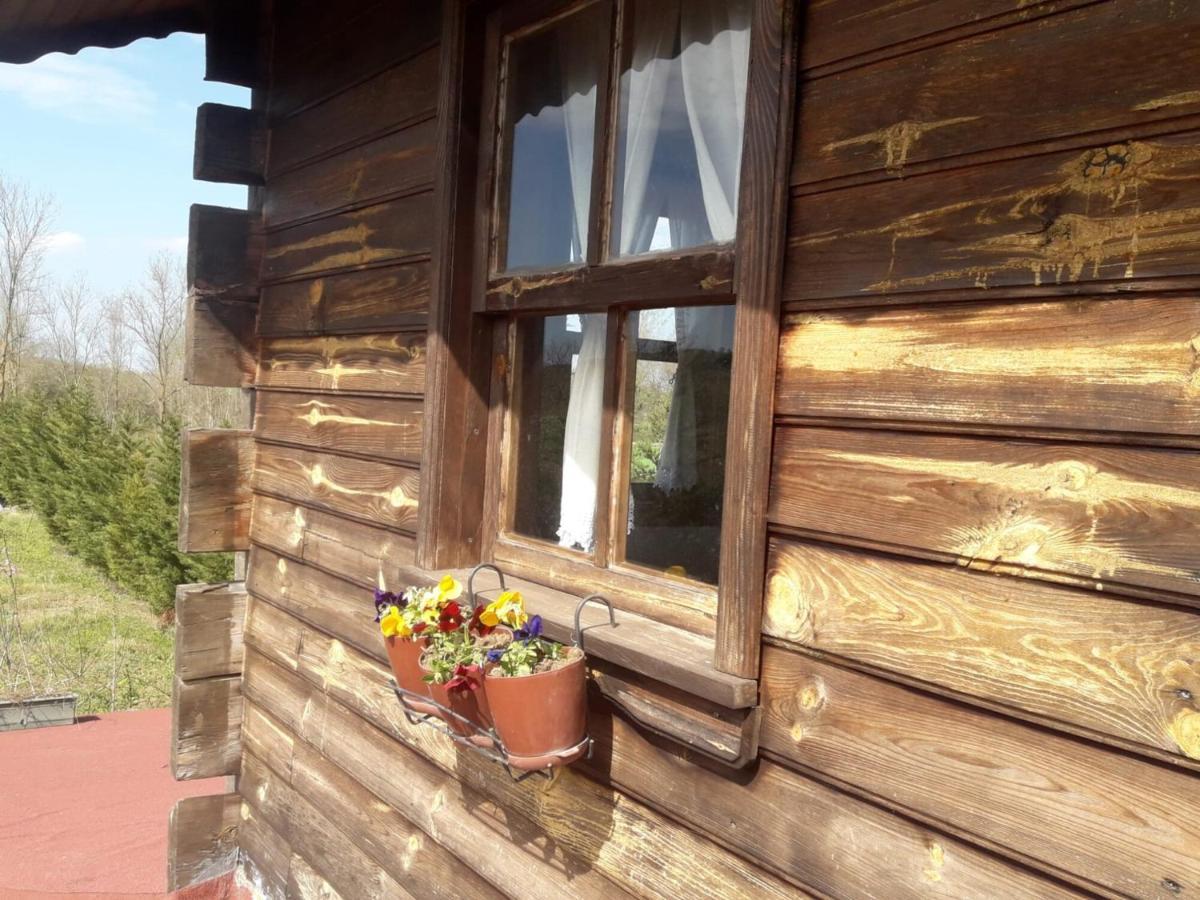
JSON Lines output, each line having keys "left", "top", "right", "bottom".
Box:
{"left": 419, "top": 0, "right": 797, "bottom": 682}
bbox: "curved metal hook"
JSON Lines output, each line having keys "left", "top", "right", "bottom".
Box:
{"left": 467, "top": 562, "right": 507, "bottom": 611}
{"left": 573, "top": 594, "right": 616, "bottom": 648}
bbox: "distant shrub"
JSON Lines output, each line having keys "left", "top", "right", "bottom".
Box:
{"left": 0, "top": 390, "right": 232, "bottom": 615}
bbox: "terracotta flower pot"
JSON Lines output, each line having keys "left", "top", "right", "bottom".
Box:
{"left": 485, "top": 652, "right": 588, "bottom": 770}
{"left": 384, "top": 635, "right": 438, "bottom": 716}
{"left": 426, "top": 666, "right": 493, "bottom": 745}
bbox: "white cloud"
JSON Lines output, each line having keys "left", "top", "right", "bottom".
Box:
{"left": 0, "top": 54, "right": 155, "bottom": 122}
{"left": 41, "top": 231, "right": 85, "bottom": 253}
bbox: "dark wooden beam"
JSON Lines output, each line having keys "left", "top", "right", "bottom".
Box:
{"left": 194, "top": 103, "right": 265, "bottom": 186}
{"left": 204, "top": 0, "right": 264, "bottom": 89}
{"left": 187, "top": 204, "right": 261, "bottom": 303}
{"left": 179, "top": 429, "right": 253, "bottom": 553}
{"left": 185, "top": 296, "right": 257, "bottom": 388}
{"left": 167, "top": 793, "right": 240, "bottom": 891}
{"left": 176, "top": 582, "right": 246, "bottom": 683}
{"left": 715, "top": 0, "right": 800, "bottom": 678}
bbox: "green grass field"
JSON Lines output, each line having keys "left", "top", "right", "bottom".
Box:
{"left": 0, "top": 507, "right": 174, "bottom": 714}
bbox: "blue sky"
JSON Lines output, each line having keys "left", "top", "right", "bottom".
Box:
{"left": 0, "top": 34, "right": 250, "bottom": 298}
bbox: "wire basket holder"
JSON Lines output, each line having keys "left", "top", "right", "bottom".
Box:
{"left": 389, "top": 563, "right": 608, "bottom": 782}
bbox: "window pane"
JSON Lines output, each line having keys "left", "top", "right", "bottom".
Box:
{"left": 512, "top": 314, "right": 608, "bottom": 552}
{"left": 625, "top": 306, "right": 733, "bottom": 584}
{"left": 611, "top": 0, "right": 752, "bottom": 258}
{"left": 501, "top": 4, "right": 607, "bottom": 271}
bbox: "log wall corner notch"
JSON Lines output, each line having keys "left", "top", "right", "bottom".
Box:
{"left": 179, "top": 429, "right": 253, "bottom": 554}
{"left": 167, "top": 792, "right": 240, "bottom": 892}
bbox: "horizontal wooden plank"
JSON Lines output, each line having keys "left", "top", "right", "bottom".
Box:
{"left": 266, "top": 120, "right": 436, "bottom": 227}
{"left": 590, "top": 684, "right": 1083, "bottom": 900}
{"left": 776, "top": 296, "right": 1200, "bottom": 437}
{"left": 179, "top": 429, "right": 253, "bottom": 553}
{"left": 759, "top": 647, "right": 1200, "bottom": 898}
{"left": 188, "top": 205, "right": 261, "bottom": 302}
{"left": 241, "top": 671, "right": 629, "bottom": 900}
{"left": 194, "top": 102, "right": 265, "bottom": 185}
{"left": 252, "top": 443, "right": 419, "bottom": 532}
{"left": 268, "top": 47, "right": 438, "bottom": 176}
{"left": 769, "top": 425, "right": 1200, "bottom": 602}
{"left": 263, "top": 193, "right": 434, "bottom": 282}
{"left": 257, "top": 260, "right": 430, "bottom": 336}
{"left": 168, "top": 793, "right": 240, "bottom": 891}
{"left": 270, "top": 0, "right": 441, "bottom": 119}
{"left": 249, "top": 495, "right": 418, "bottom": 592}
{"left": 786, "top": 132, "right": 1200, "bottom": 303}
{"left": 799, "top": 0, "right": 1077, "bottom": 73}
{"left": 241, "top": 623, "right": 807, "bottom": 900}
{"left": 258, "top": 332, "right": 426, "bottom": 395}
{"left": 171, "top": 674, "right": 242, "bottom": 780}
{"left": 254, "top": 390, "right": 424, "bottom": 464}
{"left": 764, "top": 538, "right": 1200, "bottom": 762}
{"left": 238, "top": 752, "right": 417, "bottom": 900}
{"left": 793, "top": 0, "right": 1200, "bottom": 185}
{"left": 175, "top": 582, "right": 246, "bottom": 682}
{"left": 240, "top": 729, "right": 503, "bottom": 899}
{"left": 287, "top": 854, "right": 344, "bottom": 900}
{"left": 185, "top": 297, "right": 257, "bottom": 388}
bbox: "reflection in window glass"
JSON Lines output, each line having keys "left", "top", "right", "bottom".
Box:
{"left": 512, "top": 314, "right": 608, "bottom": 551}
{"left": 625, "top": 305, "right": 734, "bottom": 584}
{"left": 611, "top": 0, "right": 752, "bottom": 257}
{"left": 502, "top": 4, "right": 607, "bottom": 271}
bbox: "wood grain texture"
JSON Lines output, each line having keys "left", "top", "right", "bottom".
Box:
{"left": 254, "top": 390, "right": 423, "bottom": 464}
{"left": 237, "top": 797, "right": 291, "bottom": 900}
{"left": 764, "top": 538, "right": 1200, "bottom": 762}
{"left": 185, "top": 297, "right": 257, "bottom": 388}
{"left": 269, "top": 0, "right": 441, "bottom": 120}
{"left": 759, "top": 647, "right": 1200, "bottom": 898}
{"left": 262, "top": 192, "right": 434, "bottom": 282}
{"left": 179, "top": 429, "right": 253, "bottom": 553}
{"left": 241, "top": 620, "right": 807, "bottom": 900}
{"left": 240, "top": 739, "right": 503, "bottom": 900}
{"left": 257, "top": 261, "right": 430, "bottom": 336}
{"left": 242, "top": 689, "right": 629, "bottom": 900}
{"left": 249, "top": 495, "right": 418, "bottom": 593}
{"left": 769, "top": 425, "right": 1200, "bottom": 603}
{"left": 252, "top": 443, "right": 419, "bottom": 532}
{"left": 716, "top": 0, "right": 797, "bottom": 677}
{"left": 268, "top": 47, "right": 438, "bottom": 176}
{"left": 793, "top": 0, "right": 1200, "bottom": 185}
{"left": 194, "top": 102, "right": 265, "bottom": 185}
{"left": 265, "top": 120, "right": 436, "bottom": 228}
{"left": 175, "top": 582, "right": 246, "bottom": 683}
{"left": 287, "top": 854, "right": 344, "bottom": 900}
{"left": 168, "top": 793, "right": 240, "bottom": 892}
{"left": 776, "top": 296, "right": 1200, "bottom": 437}
{"left": 786, "top": 132, "right": 1200, "bottom": 303}
{"left": 171, "top": 674, "right": 242, "bottom": 780}
{"left": 257, "top": 332, "right": 426, "bottom": 395}
{"left": 188, "top": 204, "right": 261, "bottom": 302}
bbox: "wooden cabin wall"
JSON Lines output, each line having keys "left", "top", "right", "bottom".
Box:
{"left": 765, "top": 0, "right": 1200, "bottom": 898}
{"left": 233, "top": 1, "right": 1200, "bottom": 898}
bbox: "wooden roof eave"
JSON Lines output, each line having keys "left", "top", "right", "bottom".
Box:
{"left": 0, "top": 0, "right": 204, "bottom": 65}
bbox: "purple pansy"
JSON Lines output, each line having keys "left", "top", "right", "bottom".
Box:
{"left": 514, "top": 614, "right": 543, "bottom": 642}
{"left": 373, "top": 588, "right": 405, "bottom": 622}
{"left": 486, "top": 648, "right": 505, "bottom": 664}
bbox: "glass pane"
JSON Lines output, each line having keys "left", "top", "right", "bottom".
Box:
{"left": 611, "top": 0, "right": 752, "bottom": 258}
{"left": 501, "top": 4, "right": 607, "bottom": 271}
{"left": 512, "top": 313, "right": 608, "bottom": 552}
{"left": 625, "top": 306, "right": 734, "bottom": 584}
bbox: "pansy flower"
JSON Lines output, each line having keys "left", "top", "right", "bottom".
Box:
{"left": 373, "top": 588, "right": 399, "bottom": 622}
{"left": 436, "top": 575, "right": 464, "bottom": 602}
{"left": 379, "top": 605, "right": 411, "bottom": 639}
{"left": 485, "top": 648, "right": 505, "bottom": 665}
{"left": 479, "top": 590, "right": 528, "bottom": 629}
{"left": 437, "top": 601, "right": 465, "bottom": 633}
{"left": 445, "top": 663, "right": 481, "bottom": 694}
{"left": 468, "top": 605, "right": 494, "bottom": 636}
{"left": 514, "top": 614, "right": 543, "bottom": 643}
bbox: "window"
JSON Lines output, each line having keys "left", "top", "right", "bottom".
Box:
{"left": 481, "top": 0, "right": 752, "bottom": 624}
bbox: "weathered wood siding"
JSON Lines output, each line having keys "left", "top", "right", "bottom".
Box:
{"left": 230, "top": 1, "right": 1200, "bottom": 898}
{"left": 765, "top": 0, "right": 1200, "bottom": 897}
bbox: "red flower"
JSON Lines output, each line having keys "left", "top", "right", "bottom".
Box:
{"left": 412, "top": 622, "right": 427, "bottom": 635}
{"left": 438, "top": 601, "right": 464, "bottom": 633}
{"left": 469, "top": 605, "right": 494, "bottom": 636}
{"left": 446, "top": 663, "right": 481, "bottom": 695}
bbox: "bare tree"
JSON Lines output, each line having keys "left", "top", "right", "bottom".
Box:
{"left": 41, "top": 275, "right": 100, "bottom": 389}
{"left": 0, "top": 176, "right": 54, "bottom": 401}
{"left": 124, "top": 252, "right": 185, "bottom": 422}
{"left": 98, "top": 294, "right": 134, "bottom": 421}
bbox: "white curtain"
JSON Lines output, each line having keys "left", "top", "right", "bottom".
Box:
{"left": 560, "top": 14, "right": 599, "bottom": 262}
{"left": 558, "top": 315, "right": 606, "bottom": 550}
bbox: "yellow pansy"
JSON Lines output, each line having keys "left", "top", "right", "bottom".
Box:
{"left": 436, "top": 575, "right": 463, "bottom": 602}
{"left": 480, "top": 590, "right": 527, "bottom": 628}
{"left": 380, "top": 606, "right": 411, "bottom": 639}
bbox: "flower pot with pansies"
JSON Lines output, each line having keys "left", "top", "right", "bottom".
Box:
{"left": 374, "top": 574, "right": 466, "bottom": 718}
{"left": 421, "top": 630, "right": 493, "bottom": 744}
{"left": 480, "top": 593, "right": 588, "bottom": 770}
